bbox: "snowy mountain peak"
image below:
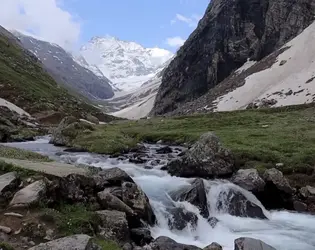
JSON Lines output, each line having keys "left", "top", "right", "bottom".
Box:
{"left": 80, "top": 36, "right": 173, "bottom": 92}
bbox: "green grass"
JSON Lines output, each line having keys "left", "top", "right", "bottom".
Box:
{"left": 70, "top": 104, "right": 315, "bottom": 175}
{"left": 0, "top": 242, "right": 15, "bottom": 250}
{"left": 0, "top": 30, "right": 115, "bottom": 123}
{"left": 92, "top": 238, "right": 121, "bottom": 250}
{"left": 0, "top": 145, "right": 50, "bottom": 161}
{"left": 41, "top": 204, "right": 101, "bottom": 237}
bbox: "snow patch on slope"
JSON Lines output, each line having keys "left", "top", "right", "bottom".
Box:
{"left": 0, "top": 98, "right": 30, "bottom": 117}
{"left": 214, "top": 21, "right": 315, "bottom": 111}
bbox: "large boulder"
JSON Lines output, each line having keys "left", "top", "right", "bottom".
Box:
{"left": 97, "top": 191, "right": 134, "bottom": 215}
{"left": 10, "top": 180, "right": 46, "bottom": 207}
{"left": 49, "top": 116, "right": 94, "bottom": 146}
{"left": 0, "top": 172, "right": 20, "bottom": 201}
{"left": 204, "top": 243, "right": 223, "bottom": 250}
{"left": 28, "top": 234, "right": 100, "bottom": 250}
{"left": 260, "top": 168, "right": 294, "bottom": 209}
{"left": 231, "top": 169, "right": 265, "bottom": 193}
{"left": 170, "top": 179, "right": 209, "bottom": 218}
{"left": 98, "top": 167, "right": 134, "bottom": 185}
{"left": 167, "top": 133, "right": 234, "bottom": 178}
{"left": 130, "top": 228, "right": 153, "bottom": 246}
{"left": 150, "top": 236, "right": 201, "bottom": 250}
{"left": 167, "top": 207, "right": 198, "bottom": 230}
{"left": 234, "top": 237, "right": 276, "bottom": 250}
{"left": 122, "top": 182, "right": 156, "bottom": 225}
{"left": 96, "top": 210, "right": 130, "bottom": 243}
{"left": 217, "top": 189, "right": 267, "bottom": 219}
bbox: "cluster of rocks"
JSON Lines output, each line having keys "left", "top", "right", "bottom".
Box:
{"left": 0, "top": 106, "right": 41, "bottom": 142}
{"left": 246, "top": 98, "right": 278, "bottom": 110}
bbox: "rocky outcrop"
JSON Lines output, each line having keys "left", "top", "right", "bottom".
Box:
{"left": 170, "top": 179, "right": 209, "bottom": 218}
{"left": 167, "top": 132, "right": 234, "bottom": 178}
{"left": 231, "top": 169, "right": 265, "bottom": 194}
{"left": 234, "top": 237, "right": 276, "bottom": 250}
{"left": 167, "top": 207, "right": 198, "bottom": 230}
{"left": 150, "top": 236, "right": 201, "bottom": 250}
{"left": 28, "top": 234, "right": 99, "bottom": 250}
{"left": 0, "top": 172, "right": 19, "bottom": 198}
{"left": 49, "top": 116, "right": 94, "bottom": 146}
{"left": 152, "top": 0, "right": 315, "bottom": 115}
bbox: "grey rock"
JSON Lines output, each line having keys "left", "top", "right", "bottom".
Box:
{"left": 122, "top": 182, "right": 156, "bottom": 225}
{"left": 123, "top": 243, "right": 133, "bottom": 250}
{"left": 96, "top": 210, "right": 130, "bottom": 243}
{"left": 97, "top": 191, "right": 134, "bottom": 215}
{"left": 152, "top": 0, "right": 315, "bottom": 115}
{"left": 293, "top": 201, "right": 308, "bottom": 212}
{"left": 98, "top": 167, "right": 134, "bottom": 184}
{"left": 0, "top": 225, "right": 12, "bottom": 234}
{"left": 207, "top": 217, "right": 219, "bottom": 228}
{"left": 167, "top": 207, "right": 198, "bottom": 230}
{"left": 14, "top": 32, "right": 114, "bottom": 100}
{"left": 170, "top": 179, "right": 209, "bottom": 218}
{"left": 167, "top": 132, "right": 234, "bottom": 178}
{"left": 203, "top": 242, "right": 223, "bottom": 250}
{"left": 300, "top": 185, "right": 315, "bottom": 198}
{"left": 217, "top": 189, "right": 267, "bottom": 219}
{"left": 150, "top": 236, "right": 201, "bottom": 250}
{"left": 28, "top": 234, "right": 98, "bottom": 250}
{"left": 130, "top": 228, "right": 153, "bottom": 246}
{"left": 231, "top": 169, "right": 265, "bottom": 193}
{"left": 0, "top": 172, "right": 19, "bottom": 196}
{"left": 234, "top": 237, "right": 276, "bottom": 250}
{"left": 10, "top": 180, "right": 46, "bottom": 207}
{"left": 263, "top": 168, "right": 293, "bottom": 194}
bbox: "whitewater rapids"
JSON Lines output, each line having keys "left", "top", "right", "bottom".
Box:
{"left": 4, "top": 137, "right": 315, "bottom": 250}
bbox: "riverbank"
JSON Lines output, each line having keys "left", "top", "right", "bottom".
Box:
{"left": 53, "top": 104, "right": 315, "bottom": 186}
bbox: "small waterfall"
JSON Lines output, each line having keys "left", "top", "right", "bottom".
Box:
{"left": 5, "top": 138, "right": 315, "bottom": 250}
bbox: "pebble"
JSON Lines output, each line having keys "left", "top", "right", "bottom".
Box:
{"left": 0, "top": 225, "right": 12, "bottom": 234}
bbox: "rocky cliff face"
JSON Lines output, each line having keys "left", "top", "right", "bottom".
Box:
{"left": 152, "top": 0, "right": 315, "bottom": 115}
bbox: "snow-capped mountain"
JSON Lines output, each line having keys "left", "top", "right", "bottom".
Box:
{"left": 80, "top": 36, "right": 173, "bottom": 92}
{"left": 13, "top": 31, "right": 114, "bottom": 100}
{"left": 108, "top": 57, "right": 174, "bottom": 119}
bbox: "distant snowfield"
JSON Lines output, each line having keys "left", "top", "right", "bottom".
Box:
{"left": 0, "top": 98, "right": 30, "bottom": 117}
{"left": 214, "top": 21, "right": 315, "bottom": 111}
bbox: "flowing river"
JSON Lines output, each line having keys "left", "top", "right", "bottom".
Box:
{"left": 4, "top": 137, "right": 315, "bottom": 250}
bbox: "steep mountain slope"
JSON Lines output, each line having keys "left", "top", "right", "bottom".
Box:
{"left": 0, "top": 26, "right": 115, "bottom": 124}
{"left": 80, "top": 36, "right": 173, "bottom": 92}
{"left": 108, "top": 58, "right": 173, "bottom": 119}
{"left": 13, "top": 31, "right": 114, "bottom": 100}
{"left": 152, "top": 0, "right": 315, "bottom": 115}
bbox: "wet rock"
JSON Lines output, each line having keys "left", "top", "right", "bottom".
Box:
{"left": 156, "top": 146, "right": 173, "bottom": 154}
{"left": 10, "top": 180, "right": 46, "bottom": 207}
{"left": 150, "top": 236, "right": 201, "bottom": 250}
{"left": 130, "top": 228, "right": 153, "bottom": 246}
{"left": 207, "top": 217, "right": 219, "bottom": 228}
{"left": 96, "top": 210, "right": 130, "bottom": 243}
{"left": 293, "top": 200, "right": 308, "bottom": 212}
{"left": 234, "top": 237, "right": 276, "bottom": 250}
{"left": 170, "top": 179, "right": 209, "bottom": 218}
{"left": 231, "top": 169, "right": 265, "bottom": 193}
{"left": 261, "top": 168, "right": 294, "bottom": 209}
{"left": 122, "top": 182, "right": 156, "bottom": 225}
{"left": 167, "top": 133, "right": 234, "bottom": 178}
{"left": 203, "top": 242, "right": 223, "bottom": 250}
{"left": 98, "top": 167, "right": 134, "bottom": 185}
{"left": 218, "top": 189, "right": 267, "bottom": 219}
{"left": 167, "top": 207, "right": 198, "bottom": 230}
{"left": 28, "top": 234, "right": 98, "bottom": 250}
{"left": 300, "top": 185, "right": 315, "bottom": 199}
{"left": 123, "top": 243, "right": 133, "bottom": 250}
{"left": 129, "top": 155, "right": 148, "bottom": 164}
{"left": 97, "top": 191, "right": 134, "bottom": 215}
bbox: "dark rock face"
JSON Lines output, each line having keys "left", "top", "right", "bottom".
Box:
{"left": 150, "top": 236, "right": 201, "bottom": 250}
{"left": 167, "top": 207, "right": 198, "bottom": 230}
{"left": 170, "top": 179, "right": 209, "bottom": 218}
{"left": 152, "top": 0, "right": 315, "bottom": 115}
{"left": 14, "top": 32, "right": 114, "bottom": 100}
{"left": 217, "top": 189, "right": 267, "bottom": 219}
{"left": 167, "top": 132, "right": 234, "bottom": 179}
{"left": 234, "top": 237, "right": 276, "bottom": 250}
{"left": 130, "top": 228, "right": 153, "bottom": 246}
